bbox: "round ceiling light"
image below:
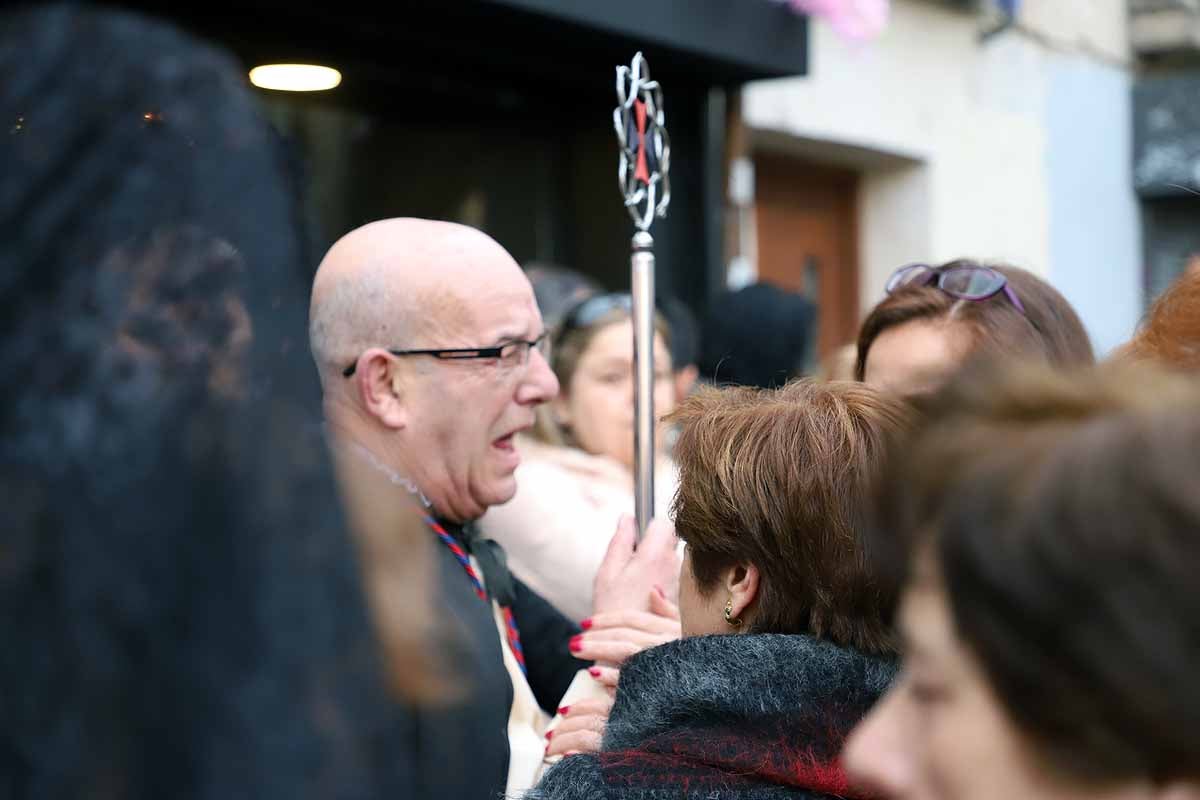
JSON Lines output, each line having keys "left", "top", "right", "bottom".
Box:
{"left": 248, "top": 64, "right": 341, "bottom": 92}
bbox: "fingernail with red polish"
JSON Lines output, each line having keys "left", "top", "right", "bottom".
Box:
{"left": 558, "top": 705, "right": 570, "bottom": 716}
{"left": 545, "top": 730, "right": 553, "bottom": 740}
{"left": 569, "top": 635, "right": 582, "bottom": 652}
{"left": 588, "top": 666, "right": 601, "bottom": 678}
{"left": 580, "top": 618, "right": 592, "bottom": 630}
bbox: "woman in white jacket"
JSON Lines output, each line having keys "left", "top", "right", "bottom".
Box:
{"left": 481, "top": 294, "right": 679, "bottom": 622}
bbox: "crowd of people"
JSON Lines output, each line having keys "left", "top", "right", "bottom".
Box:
{"left": 3, "top": 5, "right": 1198, "bottom": 800}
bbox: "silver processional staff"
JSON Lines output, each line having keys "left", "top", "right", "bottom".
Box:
{"left": 613, "top": 51, "right": 670, "bottom": 539}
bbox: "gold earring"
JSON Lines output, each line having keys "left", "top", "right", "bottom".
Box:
{"left": 723, "top": 598, "right": 742, "bottom": 627}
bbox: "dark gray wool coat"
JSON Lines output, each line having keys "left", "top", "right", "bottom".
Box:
{"left": 526, "top": 633, "right": 896, "bottom": 800}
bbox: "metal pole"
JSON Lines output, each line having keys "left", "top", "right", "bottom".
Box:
{"left": 613, "top": 52, "right": 671, "bottom": 540}
{"left": 631, "top": 231, "right": 656, "bottom": 537}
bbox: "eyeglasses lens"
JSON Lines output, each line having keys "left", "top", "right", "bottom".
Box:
{"left": 940, "top": 268, "right": 1003, "bottom": 299}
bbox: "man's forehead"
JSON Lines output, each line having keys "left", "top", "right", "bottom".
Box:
{"left": 423, "top": 279, "right": 541, "bottom": 342}
{"left": 424, "top": 286, "right": 471, "bottom": 321}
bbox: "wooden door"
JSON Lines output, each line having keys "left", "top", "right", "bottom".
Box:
{"left": 754, "top": 154, "right": 859, "bottom": 362}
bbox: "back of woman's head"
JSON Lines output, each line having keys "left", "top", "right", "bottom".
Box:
{"left": 667, "top": 380, "right": 911, "bottom": 654}
{"left": 855, "top": 260, "right": 1095, "bottom": 382}
{"left": 700, "top": 283, "right": 817, "bottom": 388}
{"left": 1123, "top": 265, "right": 1200, "bottom": 372}
{"left": 524, "top": 262, "right": 599, "bottom": 328}
{"left": 1, "top": 6, "right": 417, "bottom": 798}
{"left": 874, "top": 362, "right": 1200, "bottom": 783}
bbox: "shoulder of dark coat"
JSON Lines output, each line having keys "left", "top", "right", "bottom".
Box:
{"left": 522, "top": 754, "right": 606, "bottom": 800}
{"left": 526, "top": 753, "right": 840, "bottom": 800}
{"left": 604, "top": 633, "right": 897, "bottom": 751}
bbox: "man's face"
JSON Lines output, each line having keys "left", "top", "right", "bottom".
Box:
{"left": 401, "top": 266, "right": 558, "bottom": 522}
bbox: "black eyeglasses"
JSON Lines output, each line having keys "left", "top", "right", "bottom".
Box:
{"left": 886, "top": 263, "right": 1026, "bottom": 314}
{"left": 342, "top": 332, "right": 551, "bottom": 377}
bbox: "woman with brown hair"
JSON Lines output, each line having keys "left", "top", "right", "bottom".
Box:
{"left": 843, "top": 363, "right": 1200, "bottom": 800}
{"left": 856, "top": 260, "right": 1094, "bottom": 397}
{"left": 480, "top": 294, "right": 679, "bottom": 622}
{"left": 530, "top": 380, "right": 910, "bottom": 799}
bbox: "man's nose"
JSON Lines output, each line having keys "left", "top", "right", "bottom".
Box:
{"left": 517, "top": 346, "right": 559, "bottom": 405}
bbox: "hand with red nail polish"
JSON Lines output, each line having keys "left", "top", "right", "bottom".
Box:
{"left": 586, "top": 664, "right": 620, "bottom": 696}
{"left": 592, "top": 515, "right": 681, "bottom": 617}
{"left": 568, "top": 586, "right": 681, "bottom": 665}
{"left": 544, "top": 696, "right": 613, "bottom": 758}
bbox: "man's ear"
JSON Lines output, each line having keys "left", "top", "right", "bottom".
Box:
{"left": 357, "top": 349, "right": 408, "bottom": 430}
{"left": 724, "top": 562, "right": 760, "bottom": 622}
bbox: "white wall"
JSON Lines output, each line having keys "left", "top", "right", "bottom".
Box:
{"left": 1042, "top": 53, "right": 1142, "bottom": 355}
{"left": 1021, "top": 0, "right": 1130, "bottom": 63}
{"left": 742, "top": 0, "right": 1140, "bottom": 354}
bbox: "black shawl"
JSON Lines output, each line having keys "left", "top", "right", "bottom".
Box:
{"left": 530, "top": 633, "right": 896, "bottom": 800}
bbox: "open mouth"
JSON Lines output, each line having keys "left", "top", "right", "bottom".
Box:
{"left": 493, "top": 433, "right": 516, "bottom": 451}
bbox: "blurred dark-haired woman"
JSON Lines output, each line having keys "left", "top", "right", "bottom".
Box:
{"left": 845, "top": 363, "right": 1200, "bottom": 800}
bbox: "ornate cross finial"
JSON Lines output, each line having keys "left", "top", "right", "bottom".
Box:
{"left": 613, "top": 52, "right": 671, "bottom": 231}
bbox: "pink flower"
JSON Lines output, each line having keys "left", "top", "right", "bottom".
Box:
{"left": 781, "top": 0, "right": 890, "bottom": 42}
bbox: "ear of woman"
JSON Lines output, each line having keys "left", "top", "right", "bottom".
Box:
{"left": 723, "top": 563, "right": 759, "bottom": 629}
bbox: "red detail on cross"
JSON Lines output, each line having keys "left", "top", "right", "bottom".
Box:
{"left": 634, "top": 99, "right": 651, "bottom": 185}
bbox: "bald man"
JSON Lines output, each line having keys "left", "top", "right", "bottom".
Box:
{"left": 311, "top": 218, "right": 560, "bottom": 517}
{"left": 310, "top": 219, "right": 613, "bottom": 799}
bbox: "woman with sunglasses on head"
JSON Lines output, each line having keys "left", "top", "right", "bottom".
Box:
{"left": 480, "top": 293, "right": 680, "bottom": 624}
{"left": 856, "top": 260, "right": 1094, "bottom": 397}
